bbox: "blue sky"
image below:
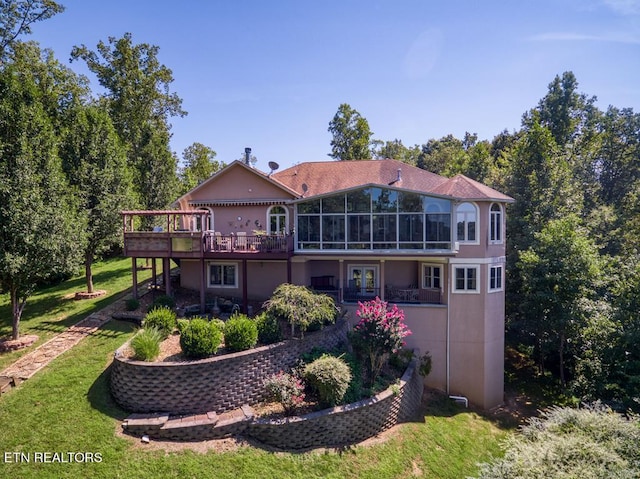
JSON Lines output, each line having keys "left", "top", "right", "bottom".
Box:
{"left": 29, "top": 0, "right": 640, "bottom": 171}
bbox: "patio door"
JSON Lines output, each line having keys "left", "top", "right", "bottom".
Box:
{"left": 348, "top": 265, "right": 378, "bottom": 296}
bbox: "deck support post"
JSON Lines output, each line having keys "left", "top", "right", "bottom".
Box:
{"left": 163, "top": 257, "right": 171, "bottom": 297}
{"left": 200, "top": 258, "right": 206, "bottom": 313}
{"left": 242, "top": 259, "right": 248, "bottom": 313}
{"left": 132, "top": 257, "right": 138, "bottom": 299}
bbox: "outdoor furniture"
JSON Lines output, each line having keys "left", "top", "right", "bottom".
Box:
{"left": 214, "top": 232, "right": 230, "bottom": 251}
{"left": 235, "top": 231, "right": 247, "bottom": 250}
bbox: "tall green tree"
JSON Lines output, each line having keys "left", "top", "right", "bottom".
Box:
{"left": 0, "top": 51, "right": 84, "bottom": 340}
{"left": 518, "top": 216, "right": 601, "bottom": 386}
{"left": 0, "top": 0, "right": 64, "bottom": 61}
{"left": 327, "top": 103, "right": 373, "bottom": 160}
{"left": 60, "top": 104, "right": 133, "bottom": 294}
{"left": 179, "top": 142, "right": 223, "bottom": 194}
{"left": 416, "top": 134, "right": 465, "bottom": 176}
{"left": 71, "top": 33, "right": 186, "bottom": 213}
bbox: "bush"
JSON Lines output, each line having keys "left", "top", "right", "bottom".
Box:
{"left": 254, "top": 312, "right": 282, "bottom": 344}
{"left": 263, "top": 283, "right": 337, "bottom": 337}
{"left": 149, "top": 294, "right": 175, "bottom": 311}
{"left": 142, "top": 306, "right": 177, "bottom": 339}
{"left": 351, "top": 297, "right": 412, "bottom": 387}
{"left": 130, "top": 327, "right": 163, "bottom": 361}
{"left": 263, "top": 371, "right": 305, "bottom": 415}
{"left": 179, "top": 317, "right": 223, "bottom": 358}
{"left": 125, "top": 298, "right": 140, "bottom": 311}
{"left": 224, "top": 313, "right": 258, "bottom": 352}
{"left": 474, "top": 405, "right": 640, "bottom": 479}
{"left": 303, "top": 354, "right": 352, "bottom": 407}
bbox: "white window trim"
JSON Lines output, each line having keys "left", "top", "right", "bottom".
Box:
{"left": 452, "top": 264, "right": 480, "bottom": 294}
{"left": 422, "top": 264, "right": 443, "bottom": 290}
{"left": 488, "top": 264, "right": 504, "bottom": 292}
{"left": 266, "top": 205, "right": 289, "bottom": 235}
{"left": 207, "top": 261, "right": 238, "bottom": 288}
{"left": 456, "top": 202, "right": 480, "bottom": 245}
{"left": 489, "top": 203, "right": 503, "bottom": 245}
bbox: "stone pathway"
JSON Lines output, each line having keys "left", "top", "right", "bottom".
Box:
{"left": 0, "top": 297, "right": 126, "bottom": 392}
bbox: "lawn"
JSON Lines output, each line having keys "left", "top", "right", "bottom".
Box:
{"left": 0, "top": 257, "right": 155, "bottom": 371}
{"left": 0, "top": 259, "right": 508, "bottom": 478}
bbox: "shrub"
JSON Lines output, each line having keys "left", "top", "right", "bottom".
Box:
{"left": 474, "top": 405, "right": 640, "bottom": 479}
{"left": 303, "top": 354, "right": 352, "bottom": 407}
{"left": 263, "top": 371, "right": 305, "bottom": 415}
{"left": 351, "top": 297, "right": 412, "bottom": 387}
{"left": 142, "top": 306, "right": 177, "bottom": 339}
{"left": 224, "top": 313, "right": 258, "bottom": 352}
{"left": 179, "top": 317, "right": 223, "bottom": 358}
{"left": 130, "top": 327, "right": 163, "bottom": 361}
{"left": 254, "top": 312, "right": 282, "bottom": 344}
{"left": 125, "top": 298, "right": 140, "bottom": 311}
{"left": 149, "top": 294, "right": 175, "bottom": 311}
{"left": 263, "top": 283, "right": 337, "bottom": 337}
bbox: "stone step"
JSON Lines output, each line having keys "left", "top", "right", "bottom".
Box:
{"left": 122, "top": 406, "right": 255, "bottom": 441}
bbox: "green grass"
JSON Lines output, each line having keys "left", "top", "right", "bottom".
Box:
{"left": 0, "top": 261, "right": 508, "bottom": 478}
{"left": 0, "top": 257, "right": 155, "bottom": 371}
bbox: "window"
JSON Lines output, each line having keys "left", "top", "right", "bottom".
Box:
{"left": 489, "top": 203, "right": 502, "bottom": 243}
{"left": 423, "top": 265, "right": 442, "bottom": 289}
{"left": 208, "top": 262, "right": 237, "bottom": 288}
{"left": 267, "top": 205, "right": 287, "bottom": 234}
{"left": 489, "top": 265, "right": 503, "bottom": 292}
{"left": 296, "top": 187, "right": 453, "bottom": 251}
{"left": 456, "top": 202, "right": 477, "bottom": 243}
{"left": 454, "top": 266, "right": 479, "bottom": 293}
{"left": 348, "top": 265, "right": 378, "bottom": 296}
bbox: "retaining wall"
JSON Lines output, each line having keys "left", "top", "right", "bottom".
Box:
{"left": 248, "top": 358, "right": 424, "bottom": 449}
{"left": 110, "top": 319, "right": 349, "bottom": 415}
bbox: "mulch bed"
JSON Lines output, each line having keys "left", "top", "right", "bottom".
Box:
{"left": 0, "top": 334, "right": 38, "bottom": 352}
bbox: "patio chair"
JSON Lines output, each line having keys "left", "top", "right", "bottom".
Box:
{"left": 235, "top": 231, "right": 247, "bottom": 250}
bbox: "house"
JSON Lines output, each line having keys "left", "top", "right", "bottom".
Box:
{"left": 121, "top": 158, "right": 514, "bottom": 409}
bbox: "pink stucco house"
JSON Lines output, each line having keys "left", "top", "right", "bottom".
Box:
{"left": 121, "top": 158, "right": 513, "bottom": 409}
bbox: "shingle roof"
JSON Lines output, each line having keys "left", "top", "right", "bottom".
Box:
{"left": 272, "top": 159, "right": 447, "bottom": 197}
{"left": 432, "top": 174, "right": 515, "bottom": 202}
{"left": 272, "top": 159, "right": 513, "bottom": 202}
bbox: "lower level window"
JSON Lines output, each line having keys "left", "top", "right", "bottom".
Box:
{"left": 208, "top": 263, "right": 237, "bottom": 288}
{"left": 422, "top": 264, "right": 442, "bottom": 289}
{"left": 454, "top": 266, "right": 479, "bottom": 292}
{"left": 489, "top": 265, "right": 503, "bottom": 292}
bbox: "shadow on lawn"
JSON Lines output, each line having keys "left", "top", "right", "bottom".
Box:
{"left": 86, "top": 320, "right": 134, "bottom": 421}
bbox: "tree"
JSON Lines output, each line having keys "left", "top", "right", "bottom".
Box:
{"left": 0, "top": 0, "right": 64, "bottom": 61}
{"left": 60, "top": 103, "right": 133, "bottom": 294}
{"left": 416, "top": 134, "right": 465, "bottom": 176}
{"left": 71, "top": 33, "right": 186, "bottom": 213}
{"left": 327, "top": 103, "right": 373, "bottom": 160}
{"left": 0, "top": 53, "right": 84, "bottom": 340}
{"left": 517, "top": 216, "right": 601, "bottom": 386}
{"left": 179, "top": 142, "right": 223, "bottom": 194}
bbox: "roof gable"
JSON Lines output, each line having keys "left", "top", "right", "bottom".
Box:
{"left": 172, "top": 161, "right": 298, "bottom": 207}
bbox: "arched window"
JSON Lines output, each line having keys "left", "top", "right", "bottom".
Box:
{"left": 456, "top": 202, "right": 477, "bottom": 243}
{"left": 194, "top": 207, "right": 214, "bottom": 231}
{"left": 489, "top": 203, "right": 502, "bottom": 243}
{"left": 267, "top": 205, "right": 288, "bottom": 234}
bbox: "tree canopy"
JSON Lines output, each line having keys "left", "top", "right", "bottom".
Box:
{"left": 327, "top": 103, "right": 373, "bottom": 160}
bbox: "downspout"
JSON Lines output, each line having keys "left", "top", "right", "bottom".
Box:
{"left": 446, "top": 261, "right": 451, "bottom": 395}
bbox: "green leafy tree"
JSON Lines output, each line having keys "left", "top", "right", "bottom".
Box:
{"left": 0, "top": 55, "right": 84, "bottom": 340}
{"left": 0, "top": 0, "right": 64, "bottom": 60}
{"left": 416, "top": 134, "right": 465, "bottom": 176}
{"left": 60, "top": 103, "right": 133, "bottom": 293}
{"left": 71, "top": 33, "right": 186, "bottom": 214}
{"left": 327, "top": 103, "right": 373, "bottom": 160}
{"left": 178, "top": 142, "right": 223, "bottom": 194}
{"left": 517, "top": 216, "right": 601, "bottom": 386}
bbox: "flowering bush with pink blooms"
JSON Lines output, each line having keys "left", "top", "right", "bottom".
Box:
{"left": 351, "top": 297, "right": 412, "bottom": 387}
{"left": 263, "top": 371, "right": 306, "bottom": 415}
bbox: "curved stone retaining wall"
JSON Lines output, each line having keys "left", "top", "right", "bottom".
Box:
{"left": 110, "top": 320, "right": 349, "bottom": 415}
{"left": 247, "top": 359, "right": 423, "bottom": 449}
